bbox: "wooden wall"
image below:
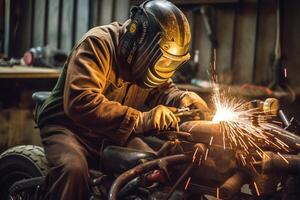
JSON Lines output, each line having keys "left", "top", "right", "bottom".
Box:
{"left": 2, "top": 0, "right": 300, "bottom": 89}
{"left": 176, "top": 0, "right": 300, "bottom": 89}
{"left": 3, "top": 0, "right": 130, "bottom": 57}
{"left": 129, "top": 0, "right": 300, "bottom": 90}
{"left": 0, "top": 0, "right": 4, "bottom": 53}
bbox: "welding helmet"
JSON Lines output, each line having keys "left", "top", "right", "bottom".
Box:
{"left": 118, "top": 0, "right": 191, "bottom": 88}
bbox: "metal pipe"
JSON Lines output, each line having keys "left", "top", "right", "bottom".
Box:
{"left": 156, "top": 141, "right": 174, "bottom": 157}
{"left": 108, "top": 154, "right": 191, "bottom": 200}
{"left": 165, "top": 164, "right": 194, "bottom": 200}
{"left": 219, "top": 171, "right": 249, "bottom": 200}
{"left": 260, "top": 123, "right": 300, "bottom": 151}
{"left": 254, "top": 151, "right": 300, "bottom": 174}
{"left": 180, "top": 121, "right": 223, "bottom": 146}
{"left": 278, "top": 110, "right": 290, "bottom": 127}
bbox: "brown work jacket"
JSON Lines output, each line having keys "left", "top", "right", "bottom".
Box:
{"left": 37, "top": 22, "right": 186, "bottom": 146}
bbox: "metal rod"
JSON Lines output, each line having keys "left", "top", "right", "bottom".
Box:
{"left": 254, "top": 151, "right": 300, "bottom": 174}
{"left": 219, "top": 171, "right": 249, "bottom": 199}
{"left": 261, "top": 123, "right": 300, "bottom": 152}
{"left": 278, "top": 110, "right": 290, "bottom": 127}
{"left": 156, "top": 141, "right": 173, "bottom": 157}
{"left": 164, "top": 164, "right": 194, "bottom": 200}
{"left": 108, "top": 154, "right": 191, "bottom": 200}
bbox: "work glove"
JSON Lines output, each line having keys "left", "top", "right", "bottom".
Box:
{"left": 134, "top": 105, "right": 179, "bottom": 134}
{"left": 179, "top": 91, "right": 212, "bottom": 120}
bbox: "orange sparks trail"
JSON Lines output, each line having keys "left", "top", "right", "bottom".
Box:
{"left": 208, "top": 47, "right": 293, "bottom": 173}
{"left": 188, "top": 122, "right": 199, "bottom": 133}
{"left": 204, "top": 149, "right": 209, "bottom": 160}
{"left": 198, "top": 155, "right": 203, "bottom": 166}
{"left": 254, "top": 182, "right": 260, "bottom": 196}
{"left": 192, "top": 147, "right": 199, "bottom": 163}
{"left": 184, "top": 177, "right": 191, "bottom": 191}
{"left": 209, "top": 136, "right": 214, "bottom": 146}
{"left": 277, "top": 152, "right": 289, "bottom": 164}
{"left": 210, "top": 84, "right": 294, "bottom": 165}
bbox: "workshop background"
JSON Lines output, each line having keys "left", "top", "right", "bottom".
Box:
{"left": 0, "top": 0, "right": 299, "bottom": 153}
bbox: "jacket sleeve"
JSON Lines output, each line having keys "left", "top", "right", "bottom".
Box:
{"left": 63, "top": 36, "right": 140, "bottom": 145}
{"left": 145, "top": 79, "right": 188, "bottom": 108}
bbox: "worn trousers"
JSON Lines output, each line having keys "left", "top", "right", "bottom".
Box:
{"left": 40, "top": 125, "right": 154, "bottom": 200}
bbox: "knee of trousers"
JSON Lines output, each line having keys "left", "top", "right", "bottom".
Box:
{"left": 60, "top": 157, "right": 89, "bottom": 178}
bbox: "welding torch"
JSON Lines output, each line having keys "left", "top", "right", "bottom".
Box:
{"left": 174, "top": 107, "right": 202, "bottom": 117}
{"left": 174, "top": 107, "right": 213, "bottom": 121}
{"left": 156, "top": 107, "right": 210, "bottom": 139}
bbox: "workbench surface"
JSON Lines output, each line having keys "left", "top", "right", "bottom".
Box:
{"left": 0, "top": 65, "right": 61, "bottom": 79}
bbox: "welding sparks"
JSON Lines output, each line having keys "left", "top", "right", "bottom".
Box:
{"left": 188, "top": 122, "right": 200, "bottom": 133}
{"left": 198, "top": 155, "right": 203, "bottom": 166}
{"left": 212, "top": 86, "right": 250, "bottom": 123}
{"left": 206, "top": 47, "right": 292, "bottom": 176}
{"left": 253, "top": 182, "right": 260, "bottom": 196}
{"left": 210, "top": 85, "right": 292, "bottom": 166}
{"left": 277, "top": 152, "right": 289, "bottom": 164}
{"left": 213, "top": 106, "right": 239, "bottom": 122}
{"left": 209, "top": 136, "right": 214, "bottom": 146}
{"left": 184, "top": 177, "right": 191, "bottom": 190}
{"left": 204, "top": 148, "right": 209, "bottom": 160}
{"left": 284, "top": 67, "right": 287, "bottom": 78}
{"left": 192, "top": 147, "right": 199, "bottom": 163}
{"left": 240, "top": 154, "right": 247, "bottom": 166}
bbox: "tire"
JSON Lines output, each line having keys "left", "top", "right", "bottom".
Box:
{"left": 9, "top": 176, "right": 45, "bottom": 196}
{"left": 0, "top": 145, "right": 48, "bottom": 198}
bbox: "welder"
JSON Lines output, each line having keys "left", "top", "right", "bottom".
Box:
{"left": 36, "top": 0, "right": 209, "bottom": 199}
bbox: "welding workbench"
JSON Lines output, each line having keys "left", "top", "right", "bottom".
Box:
{"left": 0, "top": 65, "right": 61, "bottom": 79}
{"left": 0, "top": 66, "right": 296, "bottom": 102}
{"left": 0, "top": 64, "right": 60, "bottom": 109}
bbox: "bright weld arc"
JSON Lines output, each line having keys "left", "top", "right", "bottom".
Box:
{"left": 210, "top": 85, "right": 294, "bottom": 164}
{"left": 208, "top": 48, "right": 293, "bottom": 182}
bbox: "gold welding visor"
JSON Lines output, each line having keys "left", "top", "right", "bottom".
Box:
{"left": 144, "top": 49, "right": 190, "bottom": 88}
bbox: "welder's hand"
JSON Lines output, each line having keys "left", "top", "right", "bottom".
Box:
{"left": 134, "top": 105, "right": 179, "bottom": 134}
{"left": 180, "top": 91, "right": 212, "bottom": 120}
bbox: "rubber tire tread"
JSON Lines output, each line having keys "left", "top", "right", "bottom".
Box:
{"left": 0, "top": 145, "right": 48, "bottom": 197}
{"left": 9, "top": 176, "right": 45, "bottom": 195}
{"left": 0, "top": 145, "right": 48, "bottom": 175}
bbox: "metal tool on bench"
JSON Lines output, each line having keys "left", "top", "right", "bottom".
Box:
{"left": 23, "top": 46, "right": 67, "bottom": 68}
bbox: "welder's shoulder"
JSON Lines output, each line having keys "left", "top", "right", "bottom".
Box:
{"left": 75, "top": 22, "right": 124, "bottom": 51}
